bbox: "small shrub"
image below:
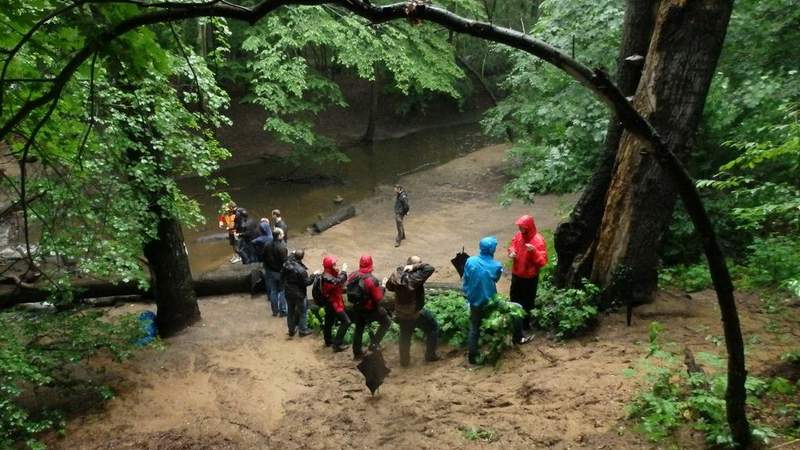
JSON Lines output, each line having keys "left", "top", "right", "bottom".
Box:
{"left": 627, "top": 322, "right": 783, "bottom": 447}
{"left": 531, "top": 280, "right": 600, "bottom": 338}
{"left": 736, "top": 236, "right": 800, "bottom": 293}
{"left": 1, "top": 308, "right": 144, "bottom": 449}
{"left": 658, "top": 263, "right": 713, "bottom": 292}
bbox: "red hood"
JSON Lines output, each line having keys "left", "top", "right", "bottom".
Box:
{"left": 515, "top": 215, "right": 537, "bottom": 237}
{"left": 323, "top": 255, "right": 338, "bottom": 275}
{"left": 358, "top": 255, "right": 373, "bottom": 274}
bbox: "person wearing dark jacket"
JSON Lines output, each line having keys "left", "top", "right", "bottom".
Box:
{"left": 282, "top": 249, "right": 313, "bottom": 337}
{"left": 272, "top": 209, "right": 288, "bottom": 243}
{"left": 251, "top": 218, "right": 273, "bottom": 263}
{"left": 386, "top": 256, "right": 440, "bottom": 367}
{"left": 394, "top": 185, "right": 409, "bottom": 247}
{"left": 263, "top": 228, "right": 288, "bottom": 317}
{"left": 321, "top": 255, "right": 350, "bottom": 352}
{"left": 348, "top": 255, "right": 391, "bottom": 360}
{"left": 233, "top": 208, "right": 257, "bottom": 264}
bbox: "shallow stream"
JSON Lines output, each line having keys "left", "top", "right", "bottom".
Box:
{"left": 181, "top": 122, "right": 491, "bottom": 273}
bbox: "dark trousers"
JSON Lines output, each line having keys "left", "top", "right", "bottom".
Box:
{"left": 323, "top": 304, "right": 351, "bottom": 346}
{"left": 350, "top": 307, "right": 391, "bottom": 356}
{"left": 395, "top": 213, "right": 406, "bottom": 243}
{"left": 468, "top": 303, "right": 524, "bottom": 363}
{"left": 510, "top": 274, "right": 539, "bottom": 329}
{"left": 397, "top": 309, "right": 439, "bottom": 366}
{"left": 286, "top": 296, "right": 308, "bottom": 334}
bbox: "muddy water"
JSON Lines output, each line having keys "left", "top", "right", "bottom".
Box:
{"left": 181, "top": 122, "right": 491, "bottom": 273}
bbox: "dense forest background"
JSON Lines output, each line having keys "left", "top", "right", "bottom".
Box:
{"left": 1, "top": 0, "right": 799, "bottom": 448}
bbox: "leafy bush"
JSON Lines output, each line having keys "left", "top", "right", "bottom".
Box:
{"left": 531, "top": 280, "right": 600, "bottom": 338}
{"left": 658, "top": 263, "right": 713, "bottom": 293}
{"left": 1, "top": 309, "right": 145, "bottom": 449}
{"left": 736, "top": 236, "right": 800, "bottom": 293}
{"left": 626, "top": 323, "right": 784, "bottom": 447}
{"left": 424, "top": 292, "right": 526, "bottom": 365}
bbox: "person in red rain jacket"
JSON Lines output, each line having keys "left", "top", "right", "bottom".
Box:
{"left": 320, "top": 255, "right": 351, "bottom": 352}
{"left": 347, "top": 255, "right": 392, "bottom": 359}
{"left": 507, "top": 214, "right": 548, "bottom": 330}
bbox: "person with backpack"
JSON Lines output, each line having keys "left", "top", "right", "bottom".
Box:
{"left": 386, "top": 256, "right": 440, "bottom": 367}
{"left": 507, "top": 214, "right": 548, "bottom": 330}
{"left": 320, "top": 255, "right": 351, "bottom": 352}
{"left": 282, "top": 249, "right": 313, "bottom": 337}
{"left": 463, "top": 236, "right": 526, "bottom": 365}
{"left": 394, "top": 184, "right": 409, "bottom": 247}
{"left": 347, "top": 255, "right": 391, "bottom": 360}
{"left": 263, "top": 228, "right": 288, "bottom": 317}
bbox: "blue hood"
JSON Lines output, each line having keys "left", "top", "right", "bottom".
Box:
{"left": 462, "top": 236, "right": 503, "bottom": 307}
{"left": 479, "top": 236, "right": 498, "bottom": 256}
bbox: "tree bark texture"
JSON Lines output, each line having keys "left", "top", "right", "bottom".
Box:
{"left": 553, "top": 0, "right": 659, "bottom": 288}
{"left": 143, "top": 213, "right": 201, "bottom": 337}
{"left": 361, "top": 65, "right": 380, "bottom": 143}
{"left": 590, "top": 0, "right": 733, "bottom": 305}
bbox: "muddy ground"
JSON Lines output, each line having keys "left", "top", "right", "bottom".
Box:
{"left": 44, "top": 145, "right": 799, "bottom": 449}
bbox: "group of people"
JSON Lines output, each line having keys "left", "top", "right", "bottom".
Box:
{"left": 219, "top": 197, "right": 548, "bottom": 366}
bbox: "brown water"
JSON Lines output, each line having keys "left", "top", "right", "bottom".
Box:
{"left": 181, "top": 122, "right": 491, "bottom": 273}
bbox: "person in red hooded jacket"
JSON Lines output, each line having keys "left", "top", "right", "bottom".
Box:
{"left": 320, "top": 255, "right": 351, "bottom": 352}
{"left": 507, "top": 215, "right": 548, "bottom": 330}
{"left": 347, "top": 255, "right": 391, "bottom": 360}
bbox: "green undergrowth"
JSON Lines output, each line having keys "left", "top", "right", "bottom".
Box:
{"left": 1, "top": 308, "right": 150, "bottom": 449}
{"left": 308, "top": 291, "right": 525, "bottom": 365}
{"left": 625, "top": 322, "right": 799, "bottom": 447}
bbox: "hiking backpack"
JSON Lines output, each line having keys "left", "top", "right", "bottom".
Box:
{"left": 311, "top": 275, "right": 327, "bottom": 306}
{"left": 346, "top": 274, "right": 367, "bottom": 306}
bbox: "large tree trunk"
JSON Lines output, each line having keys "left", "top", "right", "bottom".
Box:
{"left": 362, "top": 65, "right": 380, "bottom": 143}
{"left": 143, "top": 212, "right": 200, "bottom": 337}
{"left": 553, "top": 0, "right": 659, "bottom": 288}
{"left": 590, "top": 0, "right": 734, "bottom": 305}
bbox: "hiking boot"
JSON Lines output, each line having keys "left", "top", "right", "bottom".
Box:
{"left": 425, "top": 354, "right": 442, "bottom": 363}
{"left": 332, "top": 344, "right": 350, "bottom": 353}
{"left": 230, "top": 255, "right": 242, "bottom": 264}
{"left": 394, "top": 241, "right": 401, "bottom": 247}
{"left": 287, "top": 330, "right": 296, "bottom": 337}
{"left": 324, "top": 341, "right": 332, "bottom": 347}
{"left": 298, "top": 330, "right": 313, "bottom": 337}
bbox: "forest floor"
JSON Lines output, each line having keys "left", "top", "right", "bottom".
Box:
{"left": 44, "top": 144, "right": 800, "bottom": 449}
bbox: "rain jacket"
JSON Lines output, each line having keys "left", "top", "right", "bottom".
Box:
{"left": 347, "top": 255, "right": 384, "bottom": 311}
{"left": 462, "top": 236, "right": 503, "bottom": 308}
{"left": 252, "top": 222, "right": 274, "bottom": 260}
{"left": 508, "top": 215, "right": 548, "bottom": 278}
{"left": 263, "top": 238, "right": 288, "bottom": 272}
{"left": 386, "top": 262, "right": 435, "bottom": 320}
{"left": 282, "top": 253, "right": 312, "bottom": 302}
{"left": 394, "top": 189, "right": 410, "bottom": 216}
{"left": 321, "top": 256, "right": 348, "bottom": 313}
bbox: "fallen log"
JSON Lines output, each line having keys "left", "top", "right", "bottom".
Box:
{"left": 0, "top": 267, "right": 258, "bottom": 309}
{"left": 194, "top": 232, "right": 230, "bottom": 243}
{"left": 1, "top": 271, "right": 463, "bottom": 310}
{"left": 311, "top": 206, "right": 356, "bottom": 234}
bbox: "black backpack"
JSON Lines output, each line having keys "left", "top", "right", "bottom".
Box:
{"left": 346, "top": 274, "right": 367, "bottom": 306}
{"left": 312, "top": 275, "right": 327, "bottom": 306}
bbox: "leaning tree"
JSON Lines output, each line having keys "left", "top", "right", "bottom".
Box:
{"left": 0, "top": 0, "right": 748, "bottom": 445}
